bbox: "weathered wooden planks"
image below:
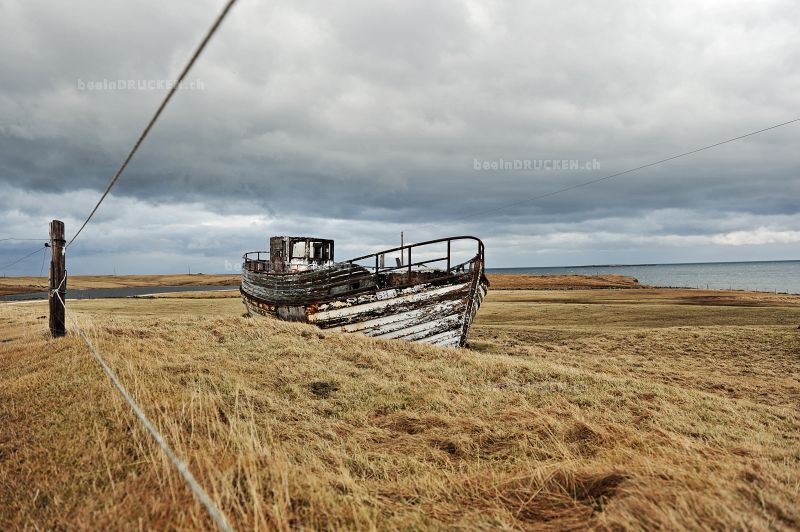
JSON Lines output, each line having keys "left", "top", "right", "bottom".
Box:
{"left": 240, "top": 238, "right": 489, "bottom": 347}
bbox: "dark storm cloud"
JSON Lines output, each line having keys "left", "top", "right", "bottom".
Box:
{"left": 1, "top": 0, "right": 799, "bottom": 272}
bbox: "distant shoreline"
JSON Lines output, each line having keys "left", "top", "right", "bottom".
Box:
{"left": 2, "top": 272, "right": 798, "bottom": 300}
{"left": 488, "top": 258, "right": 800, "bottom": 270}
{"left": 487, "top": 261, "right": 800, "bottom": 295}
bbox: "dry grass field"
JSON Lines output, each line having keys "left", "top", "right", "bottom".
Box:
{"left": 485, "top": 274, "right": 642, "bottom": 290}
{"left": 1, "top": 284, "right": 799, "bottom": 529}
{"left": 0, "top": 272, "right": 637, "bottom": 297}
{"left": 0, "top": 274, "right": 240, "bottom": 296}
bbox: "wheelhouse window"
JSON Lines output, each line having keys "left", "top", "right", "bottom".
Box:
{"left": 307, "top": 241, "right": 332, "bottom": 261}
{"left": 291, "top": 241, "right": 306, "bottom": 259}
{"left": 286, "top": 238, "right": 334, "bottom": 263}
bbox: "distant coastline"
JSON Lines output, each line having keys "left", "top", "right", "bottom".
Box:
{"left": 487, "top": 260, "right": 800, "bottom": 294}
{"left": 490, "top": 259, "right": 800, "bottom": 270}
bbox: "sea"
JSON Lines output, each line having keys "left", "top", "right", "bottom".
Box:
{"left": 487, "top": 260, "right": 800, "bottom": 294}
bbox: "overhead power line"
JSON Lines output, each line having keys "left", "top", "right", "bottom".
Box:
{"left": 0, "top": 238, "right": 48, "bottom": 243}
{"left": 39, "top": 246, "right": 47, "bottom": 277}
{"left": 0, "top": 245, "right": 46, "bottom": 271}
{"left": 454, "top": 116, "right": 800, "bottom": 223}
{"left": 66, "top": 0, "right": 239, "bottom": 248}
{"left": 53, "top": 2, "right": 240, "bottom": 530}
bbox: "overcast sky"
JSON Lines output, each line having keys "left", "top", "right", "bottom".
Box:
{"left": 1, "top": 0, "right": 798, "bottom": 274}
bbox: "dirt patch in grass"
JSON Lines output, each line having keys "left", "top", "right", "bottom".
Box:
{"left": 309, "top": 381, "right": 338, "bottom": 398}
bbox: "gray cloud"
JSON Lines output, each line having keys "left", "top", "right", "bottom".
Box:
{"left": 1, "top": 0, "right": 799, "bottom": 273}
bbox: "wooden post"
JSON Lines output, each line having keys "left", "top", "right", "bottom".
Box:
{"left": 49, "top": 220, "right": 66, "bottom": 337}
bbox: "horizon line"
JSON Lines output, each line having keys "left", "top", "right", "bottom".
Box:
{"left": 487, "top": 258, "right": 800, "bottom": 270}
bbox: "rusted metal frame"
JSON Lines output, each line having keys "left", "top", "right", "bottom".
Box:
{"left": 347, "top": 235, "right": 483, "bottom": 263}
{"left": 243, "top": 250, "right": 270, "bottom": 261}
{"left": 361, "top": 256, "right": 450, "bottom": 274}
{"left": 244, "top": 260, "right": 269, "bottom": 271}
{"left": 344, "top": 237, "right": 481, "bottom": 282}
{"left": 375, "top": 263, "right": 476, "bottom": 296}
{"left": 380, "top": 256, "right": 448, "bottom": 272}
{"left": 342, "top": 235, "right": 483, "bottom": 289}
{"left": 341, "top": 254, "right": 473, "bottom": 293}
{"left": 346, "top": 267, "right": 472, "bottom": 300}
{"left": 243, "top": 250, "right": 271, "bottom": 272}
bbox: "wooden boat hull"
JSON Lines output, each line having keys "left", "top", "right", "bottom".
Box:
{"left": 241, "top": 263, "right": 488, "bottom": 348}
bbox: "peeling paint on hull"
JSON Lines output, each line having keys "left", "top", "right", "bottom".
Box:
{"left": 241, "top": 262, "right": 488, "bottom": 348}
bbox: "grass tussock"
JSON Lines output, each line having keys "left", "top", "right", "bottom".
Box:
{"left": 1, "top": 290, "right": 799, "bottom": 529}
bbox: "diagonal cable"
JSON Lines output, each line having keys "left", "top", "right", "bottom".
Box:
{"left": 67, "top": 0, "right": 239, "bottom": 248}
{"left": 0, "top": 245, "right": 46, "bottom": 271}
{"left": 448, "top": 116, "right": 800, "bottom": 224}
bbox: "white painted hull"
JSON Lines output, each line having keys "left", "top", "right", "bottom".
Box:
{"left": 309, "top": 280, "right": 488, "bottom": 347}
{"left": 241, "top": 268, "right": 488, "bottom": 348}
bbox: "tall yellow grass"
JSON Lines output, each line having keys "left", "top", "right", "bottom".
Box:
{"left": 1, "top": 290, "right": 799, "bottom": 529}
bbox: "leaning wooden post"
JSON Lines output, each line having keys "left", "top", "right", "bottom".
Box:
{"left": 48, "top": 220, "right": 66, "bottom": 337}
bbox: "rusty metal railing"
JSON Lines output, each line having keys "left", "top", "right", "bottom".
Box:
{"left": 347, "top": 236, "right": 485, "bottom": 276}
{"left": 243, "top": 236, "right": 484, "bottom": 279}
{"left": 241, "top": 236, "right": 485, "bottom": 305}
{"left": 242, "top": 251, "right": 270, "bottom": 272}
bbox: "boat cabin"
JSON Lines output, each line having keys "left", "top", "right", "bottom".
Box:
{"left": 269, "top": 236, "right": 335, "bottom": 273}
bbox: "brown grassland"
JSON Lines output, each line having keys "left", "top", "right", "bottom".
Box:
{"left": 1, "top": 280, "right": 799, "bottom": 529}
{"left": 0, "top": 274, "right": 240, "bottom": 296}
{"left": 0, "top": 272, "right": 634, "bottom": 297}
{"left": 486, "top": 274, "right": 642, "bottom": 290}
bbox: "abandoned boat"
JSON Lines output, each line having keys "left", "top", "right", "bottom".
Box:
{"left": 240, "top": 236, "right": 489, "bottom": 347}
